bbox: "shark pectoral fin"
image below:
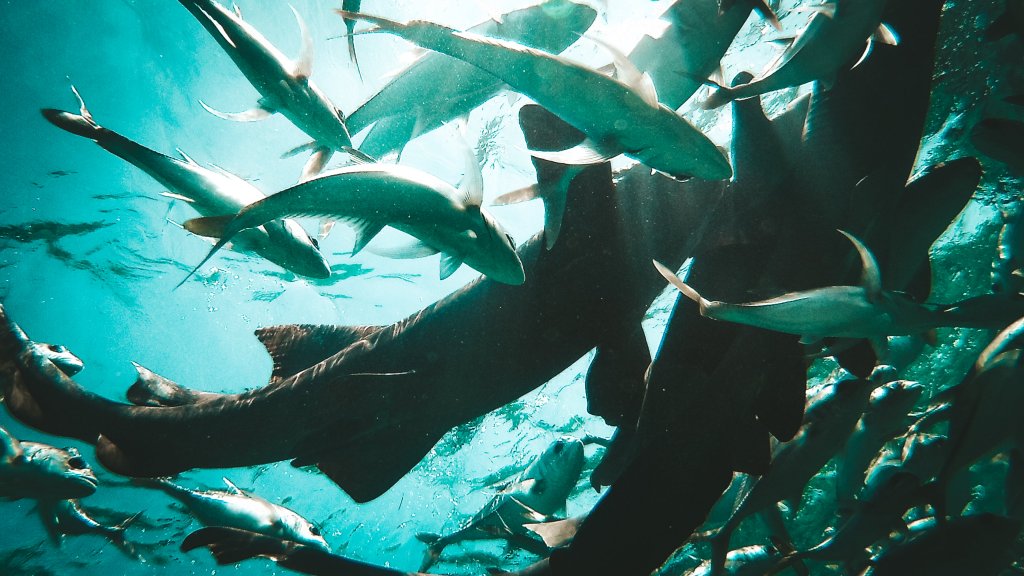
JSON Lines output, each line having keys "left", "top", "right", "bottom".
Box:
{"left": 289, "top": 5, "right": 315, "bottom": 79}
{"left": 365, "top": 237, "right": 440, "bottom": 259}
{"left": 199, "top": 100, "right": 275, "bottom": 122}
{"left": 184, "top": 215, "right": 235, "bottom": 239}
{"left": 875, "top": 23, "right": 900, "bottom": 45}
{"left": 523, "top": 517, "right": 581, "bottom": 548}
{"left": 282, "top": 141, "right": 318, "bottom": 159}
{"left": 491, "top": 184, "right": 540, "bottom": 206}
{"left": 300, "top": 147, "right": 333, "bottom": 183}
{"left": 439, "top": 253, "right": 463, "bottom": 280}
{"left": 344, "top": 218, "right": 385, "bottom": 255}
{"left": 0, "top": 426, "right": 23, "bottom": 464}
{"left": 159, "top": 192, "right": 195, "bottom": 203}
{"left": 852, "top": 39, "right": 875, "bottom": 70}
{"left": 529, "top": 139, "right": 615, "bottom": 166}
{"left": 838, "top": 230, "right": 883, "bottom": 300}
{"left": 318, "top": 219, "right": 336, "bottom": 241}
{"left": 541, "top": 178, "right": 570, "bottom": 250}
{"left": 254, "top": 324, "right": 383, "bottom": 382}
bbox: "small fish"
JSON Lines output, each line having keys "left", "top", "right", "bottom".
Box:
{"left": 38, "top": 499, "right": 141, "bottom": 558}
{"left": 704, "top": 0, "right": 897, "bottom": 108}
{"left": 0, "top": 427, "right": 97, "bottom": 501}
{"left": 42, "top": 87, "right": 330, "bottom": 280}
{"left": 177, "top": 0, "right": 372, "bottom": 180}
{"left": 337, "top": 9, "right": 731, "bottom": 183}
{"left": 142, "top": 477, "right": 329, "bottom": 551}
{"left": 415, "top": 437, "right": 585, "bottom": 571}
{"left": 180, "top": 163, "right": 524, "bottom": 286}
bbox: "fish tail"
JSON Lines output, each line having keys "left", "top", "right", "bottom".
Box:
{"left": 41, "top": 85, "right": 104, "bottom": 140}
{"left": 414, "top": 532, "right": 445, "bottom": 571}
{"left": 335, "top": 10, "right": 408, "bottom": 34}
{"left": 702, "top": 84, "right": 737, "bottom": 110}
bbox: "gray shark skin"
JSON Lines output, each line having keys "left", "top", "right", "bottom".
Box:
{"left": 0, "top": 426, "right": 98, "bottom": 501}
{"left": 180, "top": 163, "right": 526, "bottom": 286}
{"left": 142, "top": 477, "right": 329, "bottom": 552}
{"left": 30, "top": 342, "right": 83, "bottom": 378}
{"left": 338, "top": 10, "right": 732, "bottom": 183}
{"left": 347, "top": 0, "right": 598, "bottom": 159}
{"left": 0, "top": 104, "right": 716, "bottom": 506}
{"left": 415, "top": 437, "right": 584, "bottom": 571}
{"left": 0, "top": 1, "right": 953, "bottom": 574}
{"left": 41, "top": 94, "right": 330, "bottom": 280}
{"left": 177, "top": 0, "right": 365, "bottom": 173}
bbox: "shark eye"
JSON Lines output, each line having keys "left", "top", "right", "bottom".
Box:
{"left": 505, "top": 234, "right": 515, "bottom": 246}
{"left": 553, "top": 441, "right": 564, "bottom": 454}
{"left": 48, "top": 344, "right": 67, "bottom": 354}
{"left": 309, "top": 525, "right": 321, "bottom": 536}
{"left": 309, "top": 236, "right": 320, "bottom": 250}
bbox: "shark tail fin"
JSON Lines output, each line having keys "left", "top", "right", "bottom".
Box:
{"left": 42, "top": 87, "right": 103, "bottom": 139}
{"left": 414, "top": 532, "right": 445, "bottom": 571}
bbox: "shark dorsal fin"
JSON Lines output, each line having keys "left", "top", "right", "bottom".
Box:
{"left": 0, "top": 426, "right": 24, "bottom": 464}
{"left": 254, "top": 324, "right": 383, "bottom": 383}
{"left": 290, "top": 4, "right": 315, "bottom": 79}
{"left": 839, "top": 230, "right": 882, "bottom": 300}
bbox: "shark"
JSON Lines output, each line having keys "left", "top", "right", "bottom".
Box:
{"left": 0, "top": 426, "right": 98, "bottom": 501}
{"left": 42, "top": 87, "right": 331, "bottom": 280}
{"left": 336, "top": 9, "right": 732, "bottom": 185}
{"left": 177, "top": 0, "right": 373, "bottom": 179}
{"left": 346, "top": 0, "right": 598, "bottom": 160}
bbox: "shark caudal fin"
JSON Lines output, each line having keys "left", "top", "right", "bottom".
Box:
{"left": 414, "top": 533, "right": 445, "bottom": 572}
{"left": 41, "top": 86, "right": 103, "bottom": 139}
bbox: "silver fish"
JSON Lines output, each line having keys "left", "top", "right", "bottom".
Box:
{"left": 181, "top": 163, "right": 524, "bottom": 286}
{"left": 42, "top": 88, "right": 330, "bottom": 280}
{"left": 0, "top": 427, "right": 97, "bottom": 501}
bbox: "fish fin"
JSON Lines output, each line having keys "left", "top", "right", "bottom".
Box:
{"left": 523, "top": 517, "right": 581, "bottom": 548}
{"left": 528, "top": 139, "right": 616, "bottom": 166}
{"left": 175, "top": 230, "right": 234, "bottom": 289}
{"left": 365, "top": 237, "right": 440, "bottom": 259}
{"left": 335, "top": 10, "right": 408, "bottom": 34}
{"left": 69, "top": 85, "right": 96, "bottom": 125}
{"left": 653, "top": 260, "right": 711, "bottom": 314}
{"left": 281, "top": 141, "right": 319, "bottom": 159}
{"left": 184, "top": 215, "right": 234, "bottom": 239}
{"left": 491, "top": 184, "right": 540, "bottom": 206}
{"left": 768, "top": 34, "right": 798, "bottom": 47}
{"left": 586, "top": 33, "right": 659, "bottom": 107}
{"left": 222, "top": 477, "right": 247, "bottom": 496}
{"left": 838, "top": 230, "right": 882, "bottom": 300}
{"left": 415, "top": 532, "right": 445, "bottom": 572}
{"left": 852, "top": 38, "right": 875, "bottom": 70}
{"left": 346, "top": 219, "right": 386, "bottom": 255}
{"left": 702, "top": 81, "right": 737, "bottom": 110}
{"left": 0, "top": 426, "right": 23, "bottom": 464}
{"left": 318, "top": 219, "right": 336, "bottom": 241}
{"left": 344, "top": 146, "right": 378, "bottom": 165}
{"left": 176, "top": 148, "right": 200, "bottom": 165}
{"left": 455, "top": 123, "right": 484, "bottom": 207}
{"left": 540, "top": 169, "right": 579, "bottom": 250}
{"left": 254, "top": 324, "right": 382, "bottom": 382}
{"left": 440, "top": 253, "right": 463, "bottom": 280}
{"left": 126, "top": 362, "right": 198, "bottom": 407}
{"left": 289, "top": 5, "right": 314, "bottom": 79}
{"left": 199, "top": 100, "right": 275, "bottom": 122}
{"left": 874, "top": 22, "right": 900, "bottom": 45}
{"left": 159, "top": 192, "right": 195, "bottom": 203}
{"left": 300, "top": 147, "right": 333, "bottom": 183}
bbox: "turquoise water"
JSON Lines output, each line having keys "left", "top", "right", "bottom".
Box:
{"left": 0, "top": 0, "right": 1020, "bottom": 574}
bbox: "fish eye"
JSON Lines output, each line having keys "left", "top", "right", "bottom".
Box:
{"left": 553, "top": 442, "right": 564, "bottom": 454}
{"left": 67, "top": 456, "right": 88, "bottom": 470}
{"left": 48, "top": 344, "right": 67, "bottom": 353}
{"left": 505, "top": 234, "right": 515, "bottom": 246}
{"left": 309, "top": 236, "right": 320, "bottom": 250}
{"left": 309, "top": 525, "right": 321, "bottom": 536}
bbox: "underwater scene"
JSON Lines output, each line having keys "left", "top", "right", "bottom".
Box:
{"left": 1, "top": 0, "right": 1023, "bottom": 574}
